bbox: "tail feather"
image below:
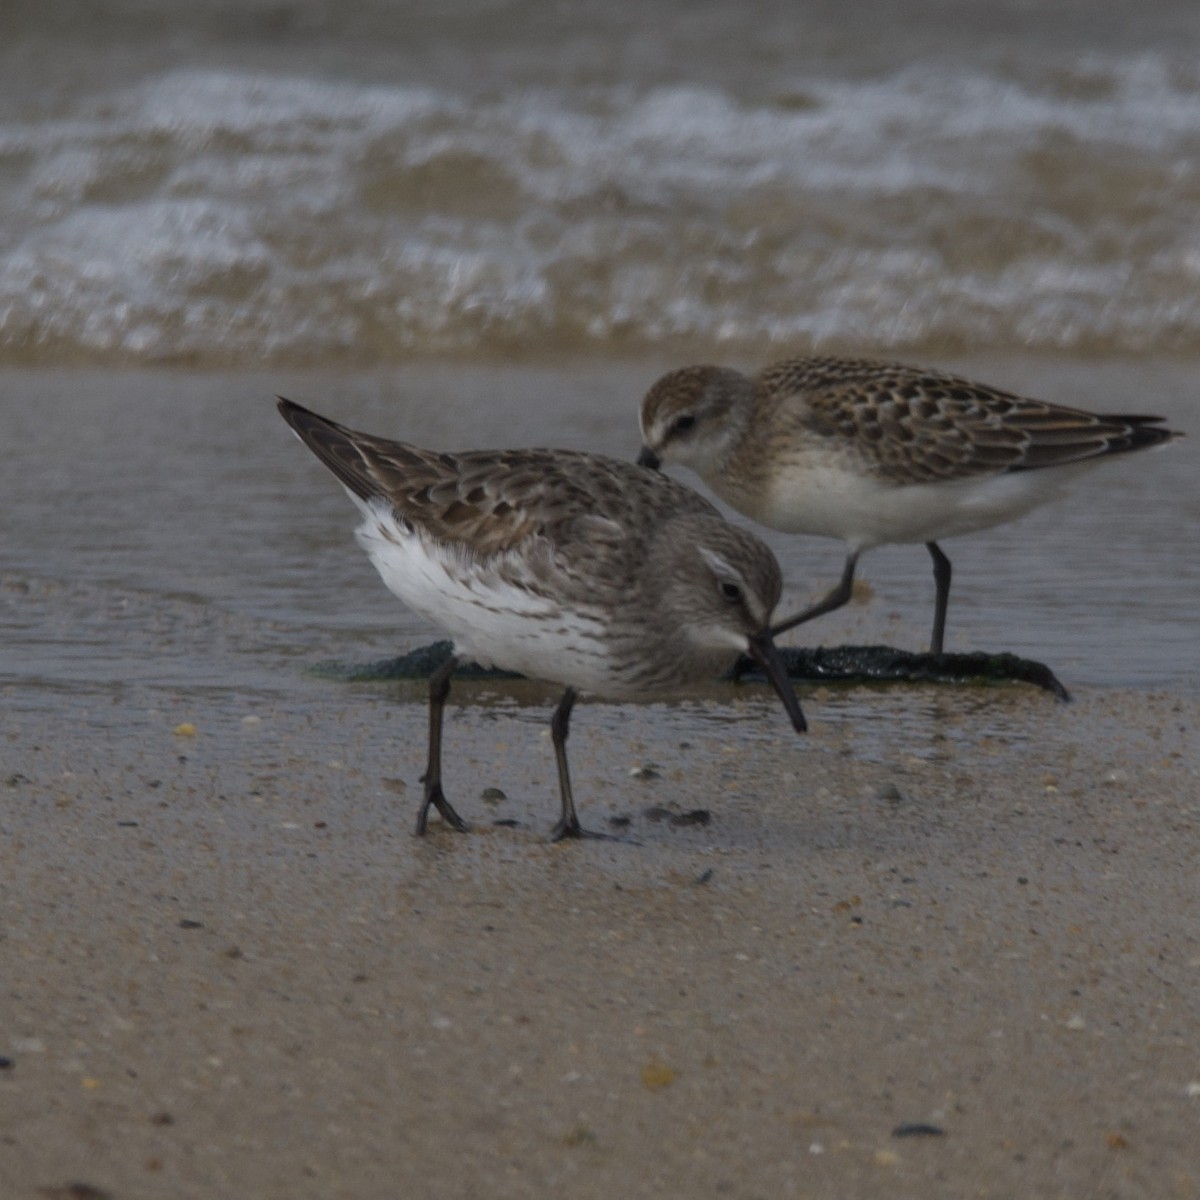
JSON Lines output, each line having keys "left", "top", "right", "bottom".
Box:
{"left": 1097, "top": 415, "right": 1181, "bottom": 454}
{"left": 1010, "top": 412, "right": 1182, "bottom": 472}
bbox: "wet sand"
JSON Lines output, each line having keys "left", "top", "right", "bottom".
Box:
{"left": 3, "top": 672, "right": 1199, "bottom": 1199}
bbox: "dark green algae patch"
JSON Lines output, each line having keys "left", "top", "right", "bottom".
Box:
{"left": 308, "top": 639, "right": 1071, "bottom": 701}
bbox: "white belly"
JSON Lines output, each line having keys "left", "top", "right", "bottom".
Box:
{"left": 353, "top": 500, "right": 615, "bottom": 693}
{"left": 746, "top": 460, "right": 1097, "bottom": 549}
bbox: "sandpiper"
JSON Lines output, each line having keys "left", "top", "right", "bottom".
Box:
{"left": 279, "top": 398, "right": 806, "bottom": 840}
{"left": 638, "top": 357, "right": 1181, "bottom": 653}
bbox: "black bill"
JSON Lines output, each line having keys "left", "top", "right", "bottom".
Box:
{"left": 637, "top": 446, "right": 662, "bottom": 470}
{"left": 746, "top": 630, "right": 807, "bottom": 733}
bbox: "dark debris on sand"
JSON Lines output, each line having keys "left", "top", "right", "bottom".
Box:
{"left": 310, "top": 639, "right": 1070, "bottom": 700}
{"left": 732, "top": 644, "right": 1070, "bottom": 701}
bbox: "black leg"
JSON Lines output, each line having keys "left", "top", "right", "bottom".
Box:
{"left": 546, "top": 689, "right": 638, "bottom": 843}
{"left": 548, "top": 688, "right": 585, "bottom": 840}
{"left": 926, "top": 541, "right": 951, "bottom": 655}
{"left": 769, "top": 550, "right": 860, "bottom": 638}
{"left": 415, "top": 654, "right": 469, "bottom": 835}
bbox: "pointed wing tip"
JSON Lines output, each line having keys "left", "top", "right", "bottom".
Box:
{"left": 276, "top": 396, "right": 340, "bottom": 443}
{"left": 275, "top": 397, "right": 381, "bottom": 503}
{"left": 276, "top": 395, "right": 302, "bottom": 429}
{"left": 276, "top": 395, "right": 312, "bottom": 427}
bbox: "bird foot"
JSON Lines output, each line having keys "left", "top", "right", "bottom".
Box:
{"left": 415, "top": 784, "right": 470, "bottom": 835}
{"left": 549, "top": 817, "right": 638, "bottom": 844}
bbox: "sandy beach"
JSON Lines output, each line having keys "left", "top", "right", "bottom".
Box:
{"left": 4, "top": 650, "right": 1199, "bottom": 1198}
{"left": 4, "top": 5, "right": 1200, "bottom": 1189}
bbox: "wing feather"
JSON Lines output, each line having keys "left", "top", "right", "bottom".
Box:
{"left": 278, "top": 397, "right": 717, "bottom": 573}
{"left": 757, "top": 358, "right": 1178, "bottom": 484}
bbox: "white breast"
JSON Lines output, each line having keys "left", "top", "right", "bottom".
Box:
{"left": 749, "top": 459, "right": 1098, "bottom": 549}
{"left": 352, "top": 499, "right": 615, "bottom": 692}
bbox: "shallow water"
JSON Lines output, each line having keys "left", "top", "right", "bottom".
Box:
{"left": 1, "top": 5, "right": 1196, "bottom": 713}
{"left": 1, "top": 359, "right": 1195, "bottom": 709}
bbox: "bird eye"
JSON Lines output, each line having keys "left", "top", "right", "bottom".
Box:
{"left": 672, "top": 414, "right": 697, "bottom": 435}
{"left": 719, "top": 580, "right": 743, "bottom": 604}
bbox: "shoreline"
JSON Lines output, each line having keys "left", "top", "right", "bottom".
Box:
{"left": 2, "top": 354, "right": 1195, "bottom": 1196}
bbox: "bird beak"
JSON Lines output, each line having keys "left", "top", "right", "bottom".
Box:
{"left": 637, "top": 446, "right": 662, "bottom": 471}
{"left": 746, "top": 630, "right": 807, "bottom": 733}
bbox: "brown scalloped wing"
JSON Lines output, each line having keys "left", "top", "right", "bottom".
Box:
{"left": 278, "top": 398, "right": 718, "bottom": 559}
{"left": 758, "top": 358, "right": 1176, "bottom": 484}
